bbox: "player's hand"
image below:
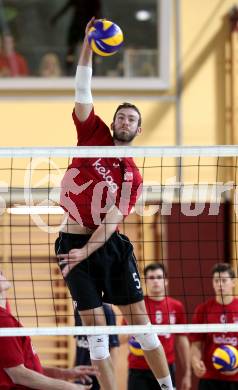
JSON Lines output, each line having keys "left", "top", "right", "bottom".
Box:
{"left": 62, "top": 365, "right": 99, "bottom": 383}
{"left": 192, "top": 359, "right": 206, "bottom": 378}
{"left": 85, "top": 17, "right": 96, "bottom": 35}
{"left": 72, "top": 384, "right": 92, "bottom": 389}
{"left": 57, "top": 247, "right": 89, "bottom": 277}
{"left": 180, "top": 373, "right": 192, "bottom": 390}
{"left": 221, "top": 367, "right": 238, "bottom": 376}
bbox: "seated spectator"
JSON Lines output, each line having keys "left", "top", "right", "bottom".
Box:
{"left": 0, "top": 35, "right": 10, "bottom": 77}
{"left": 0, "top": 34, "right": 29, "bottom": 77}
{"left": 0, "top": 269, "right": 99, "bottom": 389}
{"left": 39, "top": 52, "right": 63, "bottom": 77}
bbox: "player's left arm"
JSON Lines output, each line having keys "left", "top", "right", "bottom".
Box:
{"left": 57, "top": 206, "right": 124, "bottom": 277}
{"left": 43, "top": 365, "right": 99, "bottom": 383}
{"left": 175, "top": 335, "right": 192, "bottom": 390}
{"left": 220, "top": 367, "right": 238, "bottom": 376}
{"left": 110, "top": 346, "right": 119, "bottom": 367}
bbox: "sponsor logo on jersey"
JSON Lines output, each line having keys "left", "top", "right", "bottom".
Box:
{"left": 93, "top": 158, "right": 118, "bottom": 193}
{"left": 155, "top": 310, "right": 163, "bottom": 324}
{"left": 113, "top": 162, "right": 120, "bottom": 168}
{"left": 169, "top": 312, "right": 176, "bottom": 325}
{"left": 77, "top": 337, "right": 89, "bottom": 349}
{"left": 213, "top": 334, "right": 238, "bottom": 346}
{"left": 220, "top": 314, "right": 227, "bottom": 323}
{"left": 124, "top": 171, "right": 133, "bottom": 181}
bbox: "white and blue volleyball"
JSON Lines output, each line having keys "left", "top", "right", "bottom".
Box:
{"left": 128, "top": 337, "right": 144, "bottom": 357}
{"left": 88, "top": 19, "right": 124, "bottom": 56}
{"left": 212, "top": 345, "right": 238, "bottom": 372}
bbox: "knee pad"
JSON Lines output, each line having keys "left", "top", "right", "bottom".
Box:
{"left": 87, "top": 334, "right": 110, "bottom": 360}
{"left": 135, "top": 328, "right": 161, "bottom": 351}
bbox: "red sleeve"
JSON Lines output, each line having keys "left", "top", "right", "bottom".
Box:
{"left": 0, "top": 314, "right": 24, "bottom": 368}
{"left": 128, "top": 180, "right": 142, "bottom": 214}
{"left": 72, "top": 108, "right": 113, "bottom": 146}
{"left": 189, "top": 303, "right": 205, "bottom": 343}
{"left": 119, "top": 160, "right": 143, "bottom": 216}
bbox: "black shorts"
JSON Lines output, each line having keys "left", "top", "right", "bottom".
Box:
{"left": 199, "top": 379, "right": 238, "bottom": 390}
{"left": 128, "top": 364, "right": 176, "bottom": 390}
{"left": 55, "top": 231, "right": 144, "bottom": 311}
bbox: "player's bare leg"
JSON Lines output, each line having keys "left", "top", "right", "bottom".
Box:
{"left": 79, "top": 306, "right": 117, "bottom": 390}
{"left": 119, "top": 300, "right": 172, "bottom": 387}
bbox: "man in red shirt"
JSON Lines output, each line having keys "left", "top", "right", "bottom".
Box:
{"left": 0, "top": 270, "right": 98, "bottom": 390}
{"left": 56, "top": 17, "right": 173, "bottom": 390}
{"left": 190, "top": 263, "right": 238, "bottom": 390}
{"left": 122, "top": 262, "right": 191, "bottom": 390}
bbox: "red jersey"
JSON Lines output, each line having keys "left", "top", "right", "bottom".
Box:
{"left": 7, "top": 53, "right": 29, "bottom": 76}
{"left": 0, "top": 53, "right": 29, "bottom": 76}
{"left": 190, "top": 298, "right": 238, "bottom": 381}
{"left": 125, "top": 296, "right": 186, "bottom": 369}
{"left": 0, "top": 307, "right": 43, "bottom": 389}
{"left": 0, "top": 56, "right": 10, "bottom": 76}
{"left": 60, "top": 108, "right": 142, "bottom": 229}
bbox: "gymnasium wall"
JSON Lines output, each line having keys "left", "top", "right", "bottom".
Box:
{"left": 0, "top": 2, "right": 237, "bottom": 389}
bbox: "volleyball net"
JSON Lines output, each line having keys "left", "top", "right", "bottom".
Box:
{"left": 0, "top": 145, "right": 238, "bottom": 338}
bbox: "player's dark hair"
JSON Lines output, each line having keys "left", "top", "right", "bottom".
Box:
{"left": 144, "top": 262, "right": 167, "bottom": 278}
{"left": 212, "top": 263, "right": 235, "bottom": 279}
{"left": 113, "top": 102, "right": 142, "bottom": 127}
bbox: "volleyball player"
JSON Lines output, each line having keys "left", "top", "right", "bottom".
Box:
{"left": 122, "top": 262, "right": 191, "bottom": 390}
{"left": 74, "top": 303, "right": 119, "bottom": 389}
{"left": 190, "top": 263, "right": 238, "bottom": 389}
{"left": 56, "top": 17, "right": 174, "bottom": 390}
{"left": 0, "top": 270, "right": 99, "bottom": 390}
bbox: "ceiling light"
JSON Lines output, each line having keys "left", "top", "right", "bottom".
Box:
{"left": 7, "top": 206, "right": 64, "bottom": 215}
{"left": 135, "top": 10, "right": 152, "bottom": 21}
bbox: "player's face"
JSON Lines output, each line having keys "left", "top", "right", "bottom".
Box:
{"left": 112, "top": 108, "right": 141, "bottom": 143}
{"left": 212, "top": 271, "right": 235, "bottom": 298}
{"left": 0, "top": 271, "right": 11, "bottom": 293}
{"left": 145, "top": 269, "right": 168, "bottom": 297}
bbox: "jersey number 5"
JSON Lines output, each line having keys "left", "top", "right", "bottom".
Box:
{"left": 133, "top": 272, "right": 141, "bottom": 289}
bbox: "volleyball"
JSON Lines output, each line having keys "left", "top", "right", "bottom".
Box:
{"left": 128, "top": 337, "right": 144, "bottom": 356}
{"left": 212, "top": 345, "right": 238, "bottom": 372}
{"left": 88, "top": 19, "right": 124, "bottom": 56}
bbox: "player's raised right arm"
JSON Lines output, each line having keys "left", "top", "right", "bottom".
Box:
{"left": 75, "top": 18, "right": 94, "bottom": 122}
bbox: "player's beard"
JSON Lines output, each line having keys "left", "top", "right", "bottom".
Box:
{"left": 112, "top": 125, "right": 138, "bottom": 143}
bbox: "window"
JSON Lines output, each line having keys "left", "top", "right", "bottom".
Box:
{"left": 0, "top": 0, "right": 171, "bottom": 90}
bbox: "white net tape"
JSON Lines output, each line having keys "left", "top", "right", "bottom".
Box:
{"left": 1, "top": 324, "right": 238, "bottom": 337}
{"left": 1, "top": 145, "right": 238, "bottom": 158}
